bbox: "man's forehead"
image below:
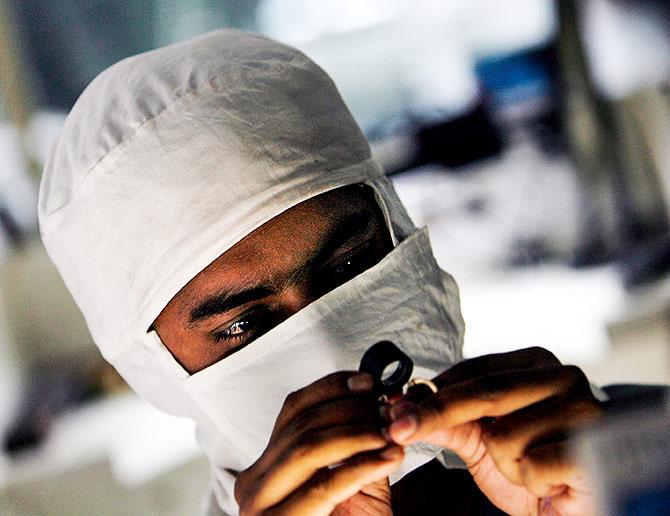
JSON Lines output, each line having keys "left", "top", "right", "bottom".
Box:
{"left": 196, "top": 186, "right": 376, "bottom": 272}
{"left": 162, "top": 185, "right": 381, "bottom": 317}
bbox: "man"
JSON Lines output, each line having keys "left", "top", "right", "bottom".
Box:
{"left": 40, "top": 29, "right": 602, "bottom": 514}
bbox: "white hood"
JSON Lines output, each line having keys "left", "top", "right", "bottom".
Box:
{"left": 39, "top": 29, "right": 464, "bottom": 513}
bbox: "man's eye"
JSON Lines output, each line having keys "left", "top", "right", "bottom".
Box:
{"left": 332, "top": 257, "right": 361, "bottom": 278}
{"left": 213, "top": 316, "right": 256, "bottom": 344}
{"left": 319, "top": 246, "right": 384, "bottom": 293}
{"left": 210, "top": 308, "right": 277, "bottom": 358}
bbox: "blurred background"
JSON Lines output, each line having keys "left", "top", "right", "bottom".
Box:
{"left": 0, "top": 0, "right": 668, "bottom": 514}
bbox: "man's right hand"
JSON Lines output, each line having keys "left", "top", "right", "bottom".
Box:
{"left": 234, "top": 371, "right": 404, "bottom": 515}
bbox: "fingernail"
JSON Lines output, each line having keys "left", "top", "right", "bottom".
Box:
{"left": 347, "top": 373, "right": 373, "bottom": 392}
{"left": 379, "top": 446, "right": 402, "bottom": 460}
{"left": 389, "top": 415, "right": 417, "bottom": 442}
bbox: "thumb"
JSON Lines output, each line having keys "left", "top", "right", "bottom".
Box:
{"left": 387, "top": 395, "right": 458, "bottom": 446}
{"left": 332, "top": 477, "right": 392, "bottom": 516}
{"left": 387, "top": 400, "right": 483, "bottom": 464}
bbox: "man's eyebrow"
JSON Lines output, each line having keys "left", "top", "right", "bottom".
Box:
{"left": 187, "top": 208, "right": 376, "bottom": 327}
{"left": 188, "top": 285, "right": 274, "bottom": 326}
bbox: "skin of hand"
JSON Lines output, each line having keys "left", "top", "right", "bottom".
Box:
{"left": 233, "top": 371, "right": 402, "bottom": 516}
{"left": 386, "top": 347, "right": 602, "bottom": 515}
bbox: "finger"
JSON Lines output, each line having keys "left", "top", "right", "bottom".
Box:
{"left": 389, "top": 366, "right": 580, "bottom": 445}
{"left": 482, "top": 392, "right": 602, "bottom": 485}
{"left": 433, "top": 347, "right": 561, "bottom": 389}
{"left": 272, "top": 371, "right": 374, "bottom": 438}
{"left": 250, "top": 423, "right": 390, "bottom": 509}
{"left": 483, "top": 397, "right": 602, "bottom": 485}
{"left": 519, "top": 443, "right": 597, "bottom": 515}
{"left": 243, "top": 373, "right": 378, "bottom": 496}
{"left": 332, "top": 477, "right": 392, "bottom": 515}
{"left": 266, "top": 446, "right": 404, "bottom": 516}
{"left": 252, "top": 396, "right": 382, "bottom": 475}
{"left": 283, "top": 396, "right": 382, "bottom": 439}
{"left": 520, "top": 442, "right": 591, "bottom": 497}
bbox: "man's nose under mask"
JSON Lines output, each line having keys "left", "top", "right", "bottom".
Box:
{"left": 182, "top": 227, "right": 463, "bottom": 481}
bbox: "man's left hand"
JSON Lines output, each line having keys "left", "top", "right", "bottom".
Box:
{"left": 386, "top": 347, "right": 602, "bottom": 515}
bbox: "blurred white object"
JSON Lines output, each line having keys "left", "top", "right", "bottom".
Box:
{"left": 392, "top": 142, "right": 583, "bottom": 276}
{"left": 0, "top": 284, "right": 23, "bottom": 458}
{"left": 458, "top": 265, "right": 623, "bottom": 364}
{"left": 0, "top": 123, "right": 37, "bottom": 236}
{"left": 0, "top": 394, "right": 208, "bottom": 515}
{"left": 581, "top": 0, "right": 670, "bottom": 100}
{"left": 594, "top": 273, "right": 670, "bottom": 386}
{"left": 258, "top": 0, "right": 556, "bottom": 130}
{"left": 259, "top": 0, "right": 555, "bottom": 51}
{"left": 43, "top": 394, "right": 201, "bottom": 486}
{"left": 0, "top": 237, "right": 98, "bottom": 367}
{"left": 24, "top": 111, "right": 66, "bottom": 169}
{"left": 258, "top": 0, "right": 410, "bottom": 43}
{"left": 391, "top": 146, "right": 626, "bottom": 366}
{"left": 465, "top": 0, "right": 557, "bottom": 56}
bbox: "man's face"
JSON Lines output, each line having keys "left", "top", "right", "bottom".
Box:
{"left": 152, "top": 184, "right": 393, "bottom": 373}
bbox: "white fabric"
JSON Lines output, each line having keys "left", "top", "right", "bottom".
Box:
{"left": 39, "top": 29, "right": 465, "bottom": 514}
{"left": 184, "top": 229, "right": 461, "bottom": 494}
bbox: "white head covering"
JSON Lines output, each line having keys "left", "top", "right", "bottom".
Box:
{"left": 39, "top": 29, "right": 464, "bottom": 513}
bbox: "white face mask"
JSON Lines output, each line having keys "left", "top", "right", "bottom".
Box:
{"left": 182, "top": 228, "right": 463, "bottom": 481}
